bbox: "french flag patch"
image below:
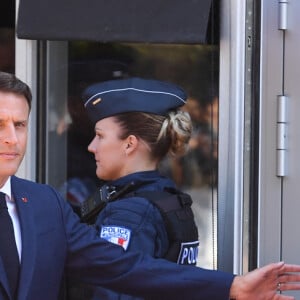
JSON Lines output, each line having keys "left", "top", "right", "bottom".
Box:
{"left": 100, "top": 226, "right": 131, "bottom": 251}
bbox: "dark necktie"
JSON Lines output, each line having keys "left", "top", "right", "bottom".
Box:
{"left": 0, "top": 192, "right": 20, "bottom": 298}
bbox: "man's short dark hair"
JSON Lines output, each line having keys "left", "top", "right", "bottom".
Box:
{"left": 0, "top": 71, "right": 32, "bottom": 110}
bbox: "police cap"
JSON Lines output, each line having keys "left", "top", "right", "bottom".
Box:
{"left": 83, "top": 77, "right": 187, "bottom": 124}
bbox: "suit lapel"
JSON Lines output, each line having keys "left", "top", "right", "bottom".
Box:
{"left": 11, "top": 177, "right": 37, "bottom": 300}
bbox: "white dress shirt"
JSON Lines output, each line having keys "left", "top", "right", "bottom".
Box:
{"left": 0, "top": 177, "right": 22, "bottom": 262}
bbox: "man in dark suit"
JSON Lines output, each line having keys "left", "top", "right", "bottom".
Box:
{"left": 0, "top": 71, "right": 300, "bottom": 300}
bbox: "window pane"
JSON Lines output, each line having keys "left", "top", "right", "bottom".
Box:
{"left": 46, "top": 41, "right": 219, "bottom": 271}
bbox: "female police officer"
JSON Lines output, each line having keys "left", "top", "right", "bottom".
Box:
{"left": 72, "top": 77, "right": 199, "bottom": 299}
{"left": 67, "top": 77, "right": 299, "bottom": 300}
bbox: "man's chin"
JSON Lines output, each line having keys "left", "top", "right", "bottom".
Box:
{"left": 0, "top": 164, "right": 20, "bottom": 178}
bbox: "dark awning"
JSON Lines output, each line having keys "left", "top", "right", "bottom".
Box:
{"left": 17, "top": 0, "right": 212, "bottom": 44}
{"left": 0, "top": 0, "right": 15, "bottom": 28}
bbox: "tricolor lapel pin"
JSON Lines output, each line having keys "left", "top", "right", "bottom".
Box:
{"left": 22, "top": 197, "right": 28, "bottom": 203}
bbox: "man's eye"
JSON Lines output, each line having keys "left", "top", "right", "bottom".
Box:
{"left": 15, "top": 122, "right": 26, "bottom": 128}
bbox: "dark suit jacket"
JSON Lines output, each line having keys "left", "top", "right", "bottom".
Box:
{"left": 0, "top": 176, "right": 234, "bottom": 300}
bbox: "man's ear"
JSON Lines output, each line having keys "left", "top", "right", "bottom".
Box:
{"left": 124, "top": 135, "right": 138, "bottom": 154}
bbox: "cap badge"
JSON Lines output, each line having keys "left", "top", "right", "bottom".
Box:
{"left": 92, "top": 98, "right": 102, "bottom": 105}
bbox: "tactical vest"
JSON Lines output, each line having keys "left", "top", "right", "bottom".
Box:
{"left": 80, "top": 183, "right": 199, "bottom": 266}
{"left": 127, "top": 189, "right": 199, "bottom": 265}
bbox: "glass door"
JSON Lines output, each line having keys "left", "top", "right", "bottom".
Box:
{"left": 31, "top": 9, "right": 226, "bottom": 299}
{"left": 44, "top": 41, "right": 220, "bottom": 270}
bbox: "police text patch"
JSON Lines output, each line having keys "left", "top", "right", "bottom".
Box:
{"left": 177, "top": 241, "right": 199, "bottom": 265}
{"left": 100, "top": 226, "right": 131, "bottom": 250}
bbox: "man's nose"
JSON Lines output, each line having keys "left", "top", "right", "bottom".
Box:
{"left": 2, "top": 125, "right": 18, "bottom": 144}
